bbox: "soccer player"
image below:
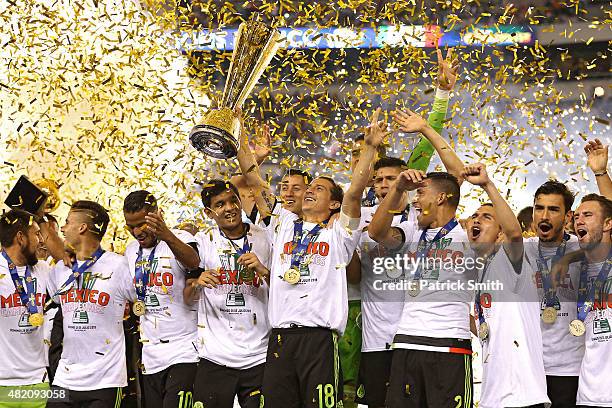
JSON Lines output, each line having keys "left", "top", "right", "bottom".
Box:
{"left": 241, "top": 108, "right": 386, "bottom": 407}
{"left": 525, "top": 180, "right": 583, "bottom": 406}
{"left": 123, "top": 191, "right": 200, "bottom": 408}
{"left": 368, "top": 110, "right": 474, "bottom": 407}
{"left": 49, "top": 201, "right": 134, "bottom": 408}
{"left": 0, "top": 210, "right": 51, "bottom": 407}
{"left": 463, "top": 163, "right": 549, "bottom": 408}
{"left": 352, "top": 47, "right": 458, "bottom": 408}
{"left": 183, "top": 180, "right": 271, "bottom": 408}
{"left": 571, "top": 194, "right": 612, "bottom": 407}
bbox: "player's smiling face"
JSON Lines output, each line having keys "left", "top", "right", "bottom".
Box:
{"left": 205, "top": 190, "right": 243, "bottom": 231}
{"left": 124, "top": 209, "right": 156, "bottom": 248}
{"left": 302, "top": 177, "right": 339, "bottom": 215}
{"left": 574, "top": 200, "right": 611, "bottom": 250}
{"left": 280, "top": 174, "right": 307, "bottom": 214}
{"left": 533, "top": 194, "right": 567, "bottom": 243}
{"left": 412, "top": 179, "right": 437, "bottom": 228}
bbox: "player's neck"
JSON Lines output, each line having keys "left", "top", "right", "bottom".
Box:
{"left": 75, "top": 238, "right": 102, "bottom": 261}
{"left": 3, "top": 246, "right": 27, "bottom": 267}
{"left": 302, "top": 211, "right": 330, "bottom": 224}
{"left": 430, "top": 208, "right": 456, "bottom": 229}
{"left": 221, "top": 222, "right": 246, "bottom": 240}
{"left": 585, "top": 239, "right": 611, "bottom": 264}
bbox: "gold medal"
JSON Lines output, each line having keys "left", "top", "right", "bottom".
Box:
{"left": 541, "top": 307, "right": 558, "bottom": 324}
{"left": 569, "top": 319, "right": 586, "bottom": 337}
{"left": 28, "top": 313, "right": 44, "bottom": 327}
{"left": 407, "top": 281, "right": 420, "bottom": 297}
{"left": 283, "top": 268, "right": 300, "bottom": 285}
{"left": 133, "top": 300, "right": 146, "bottom": 317}
{"left": 478, "top": 321, "right": 489, "bottom": 341}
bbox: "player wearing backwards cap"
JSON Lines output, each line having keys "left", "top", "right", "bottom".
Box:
{"left": 351, "top": 48, "right": 458, "bottom": 408}
{"left": 368, "top": 108, "right": 474, "bottom": 407}
{"left": 183, "top": 179, "right": 272, "bottom": 408}
{"left": 122, "top": 191, "right": 200, "bottom": 408}
{"left": 236, "top": 108, "right": 386, "bottom": 407}
{"left": 524, "top": 179, "right": 583, "bottom": 407}
{"left": 48, "top": 201, "right": 134, "bottom": 408}
{"left": 462, "top": 163, "right": 549, "bottom": 408}
{"left": 0, "top": 209, "right": 51, "bottom": 408}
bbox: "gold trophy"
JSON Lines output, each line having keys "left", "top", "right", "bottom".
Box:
{"left": 189, "top": 20, "right": 281, "bottom": 159}
{"left": 34, "top": 179, "right": 61, "bottom": 213}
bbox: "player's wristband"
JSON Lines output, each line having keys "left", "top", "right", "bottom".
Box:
{"left": 435, "top": 88, "right": 451, "bottom": 100}
{"left": 594, "top": 170, "right": 608, "bottom": 177}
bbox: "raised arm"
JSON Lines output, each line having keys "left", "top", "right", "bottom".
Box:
{"left": 393, "top": 109, "right": 465, "bottom": 184}
{"left": 144, "top": 211, "right": 200, "bottom": 270}
{"left": 462, "top": 163, "right": 524, "bottom": 264}
{"left": 343, "top": 108, "right": 389, "bottom": 218}
{"left": 408, "top": 48, "right": 458, "bottom": 172}
{"left": 585, "top": 139, "right": 612, "bottom": 200}
{"left": 235, "top": 119, "right": 277, "bottom": 218}
{"left": 368, "top": 169, "right": 424, "bottom": 248}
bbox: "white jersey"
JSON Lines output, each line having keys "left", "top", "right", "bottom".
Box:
{"left": 124, "top": 230, "right": 199, "bottom": 374}
{"left": 577, "top": 261, "right": 612, "bottom": 407}
{"left": 359, "top": 206, "right": 412, "bottom": 352}
{"left": 0, "top": 259, "right": 51, "bottom": 386}
{"left": 49, "top": 252, "right": 134, "bottom": 391}
{"left": 394, "top": 219, "right": 477, "bottom": 342}
{"left": 268, "top": 208, "right": 361, "bottom": 334}
{"left": 524, "top": 236, "right": 584, "bottom": 376}
{"left": 475, "top": 248, "right": 549, "bottom": 408}
{"left": 195, "top": 223, "right": 271, "bottom": 369}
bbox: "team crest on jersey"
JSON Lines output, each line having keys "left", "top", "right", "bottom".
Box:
{"left": 226, "top": 292, "right": 246, "bottom": 307}
{"left": 72, "top": 309, "right": 89, "bottom": 324}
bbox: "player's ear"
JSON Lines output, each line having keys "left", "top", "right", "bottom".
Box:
{"left": 329, "top": 201, "right": 341, "bottom": 211}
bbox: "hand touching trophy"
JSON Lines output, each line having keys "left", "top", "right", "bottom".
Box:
{"left": 189, "top": 19, "right": 281, "bottom": 159}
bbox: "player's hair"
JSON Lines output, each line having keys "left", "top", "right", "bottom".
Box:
{"left": 426, "top": 172, "right": 460, "bottom": 209}
{"left": 0, "top": 209, "right": 36, "bottom": 247}
{"left": 374, "top": 156, "right": 407, "bottom": 171}
{"left": 70, "top": 200, "right": 110, "bottom": 239}
{"left": 201, "top": 180, "right": 240, "bottom": 209}
{"left": 317, "top": 176, "right": 344, "bottom": 215}
{"left": 517, "top": 206, "right": 534, "bottom": 233}
{"left": 581, "top": 193, "right": 612, "bottom": 221}
{"left": 534, "top": 181, "right": 575, "bottom": 214}
{"left": 283, "top": 168, "right": 313, "bottom": 184}
{"left": 123, "top": 190, "right": 158, "bottom": 214}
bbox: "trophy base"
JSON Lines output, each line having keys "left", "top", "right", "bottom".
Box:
{"left": 190, "top": 125, "right": 239, "bottom": 159}
{"left": 189, "top": 108, "right": 241, "bottom": 159}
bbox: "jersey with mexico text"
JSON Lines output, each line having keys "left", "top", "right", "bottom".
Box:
{"left": 0, "top": 258, "right": 51, "bottom": 386}
{"left": 124, "top": 229, "right": 199, "bottom": 374}
{"left": 49, "top": 252, "right": 135, "bottom": 391}
{"left": 475, "top": 248, "right": 549, "bottom": 408}
{"left": 194, "top": 223, "right": 271, "bottom": 369}
{"left": 576, "top": 261, "right": 612, "bottom": 407}
{"left": 524, "top": 236, "right": 584, "bottom": 376}
{"left": 267, "top": 208, "right": 361, "bottom": 334}
{"left": 394, "top": 220, "right": 477, "bottom": 345}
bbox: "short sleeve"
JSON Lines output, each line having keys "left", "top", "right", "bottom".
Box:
{"left": 396, "top": 220, "right": 419, "bottom": 250}
{"left": 115, "top": 256, "right": 136, "bottom": 303}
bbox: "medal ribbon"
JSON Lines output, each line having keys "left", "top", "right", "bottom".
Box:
{"left": 576, "top": 248, "right": 612, "bottom": 322}
{"left": 413, "top": 218, "right": 459, "bottom": 280}
{"left": 474, "top": 253, "right": 495, "bottom": 327}
{"left": 538, "top": 233, "right": 569, "bottom": 308}
{"left": 289, "top": 219, "right": 326, "bottom": 270}
{"left": 49, "top": 247, "right": 105, "bottom": 300}
{"left": 135, "top": 245, "right": 158, "bottom": 303}
{"left": 1, "top": 251, "right": 39, "bottom": 316}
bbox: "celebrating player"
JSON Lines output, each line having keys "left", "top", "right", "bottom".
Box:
{"left": 123, "top": 190, "right": 200, "bottom": 408}
{"left": 184, "top": 180, "right": 271, "bottom": 408}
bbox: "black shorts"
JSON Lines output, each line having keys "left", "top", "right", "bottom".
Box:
{"left": 192, "top": 358, "right": 264, "bottom": 408}
{"left": 47, "top": 387, "right": 122, "bottom": 408}
{"left": 261, "top": 327, "right": 344, "bottom": 408}
{"left": 354, "top": 351, "right": 393, "bottom": 407}
{"left": 386, "top": 348, "right": 473, "bottom": 408}
{"left": 141, "top": 362, "right": 197, "bottom": 408}
{"left": 546, "top": 375, "right": 578, "bottom": 408}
